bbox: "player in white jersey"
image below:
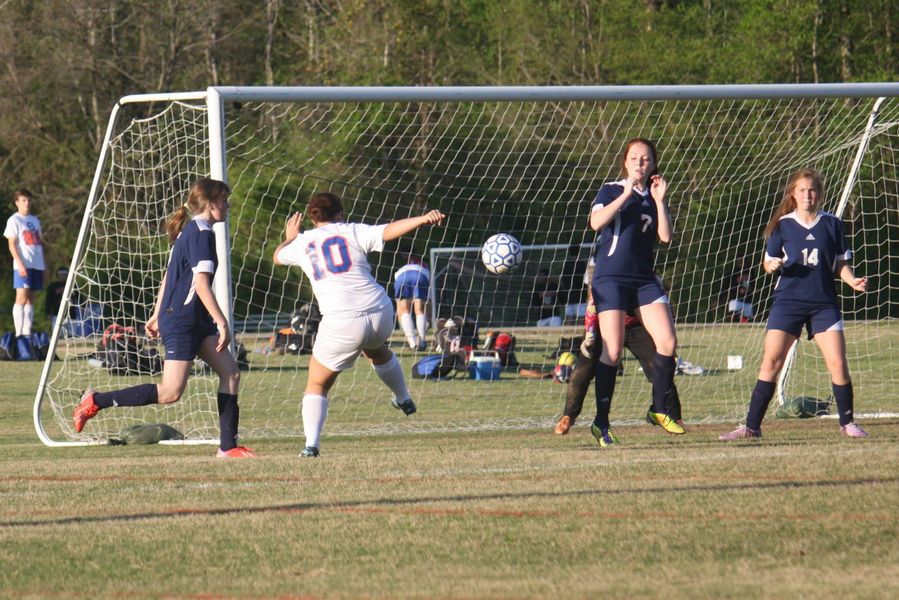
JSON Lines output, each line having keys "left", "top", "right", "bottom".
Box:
{"left": 274, "top": 192, "right": 446, "bottom": 457}
{"left": 4, "top": 189, "right": 45, "bottom": 337}
{"left": 393, "top": 253, "right": 431, "bottom": 350}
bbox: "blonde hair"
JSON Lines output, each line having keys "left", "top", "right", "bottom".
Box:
{"left": 165, "top": 178, "right": 230, "bottom": 244}
{"left": 764, "top": 169, "right": 824, "bottom": 238}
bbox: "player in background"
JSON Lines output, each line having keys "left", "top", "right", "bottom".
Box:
{"left": 5, "top": 189, "right": 45, "bottom": 338}
{"left": 554, "top": 259, "right": 683, "bottom": 436}
{"left": 274, "top": 192, "right": 446, "bottom": 457}
{"left": 720, "top": 169, "right": 869, "bottom": 440}
{"left": 74, "top": 178, "right": 255, "bottom": 458}
{"left": 393, "top": 251, "right": 430, "bottom": 350}
{"left": 588, "top": 137, "right": 683, "bottom": 447}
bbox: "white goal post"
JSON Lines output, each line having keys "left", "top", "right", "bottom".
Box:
{"left": 34, "top": 84, "right": 899, "bottom": 446}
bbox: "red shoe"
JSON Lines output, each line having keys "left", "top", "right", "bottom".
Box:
{"left": 73, "top": 388, "right": 100, "bottom": 433}
{"left": 216, "top": 446, "right": 257, "bottom": 459}
{"left": 554, "top": 415, "right": 573, "bottom": 435}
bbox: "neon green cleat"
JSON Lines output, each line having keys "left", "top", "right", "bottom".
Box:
{"left": 591, "top": 423, "right": 619, "bottom": 447}
{"left": 648, "top": 411, "right": 686, "bottom": 435}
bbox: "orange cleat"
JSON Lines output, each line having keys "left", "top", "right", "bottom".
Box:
{"left": 216, "top": 446, "right": 257, "bottom": 459}
{"left": 554, "top": 415, "right": 573, "bottom": 435}
{"left": 73, "top": 388, "right": 100, "bottom": 433}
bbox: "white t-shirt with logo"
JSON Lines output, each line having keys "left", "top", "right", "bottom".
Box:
{"left": 4, "top": 213, "right": 45, "bottom": 270}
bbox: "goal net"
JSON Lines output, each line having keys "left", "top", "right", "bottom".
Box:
{"left": 34, "top": 85, "right": 899, "bottom": 445}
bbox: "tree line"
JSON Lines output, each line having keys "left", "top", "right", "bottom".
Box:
{"left": 1, "top": 0, "right": 896, "bottom": 330}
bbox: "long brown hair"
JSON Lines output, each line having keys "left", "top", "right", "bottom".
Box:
{"left": 764, "top": 169, "right": 824, "bottom": 238}
{"left": 618, "top": 138, "right": 660, "bottom": 180}
{"left": 165, "top": 178, "right": 230, "bottom": 244}
{"left": 307, "top": 192, "right": 343, "bottom": 224}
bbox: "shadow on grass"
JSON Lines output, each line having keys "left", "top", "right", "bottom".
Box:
{"left": 2, "top": 475, "right": 895, "bottom": 529}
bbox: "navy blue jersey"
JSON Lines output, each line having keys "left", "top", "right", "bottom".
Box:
{"left": 766, "top": 211, "right": 851, "bottom": 307}
{"left": 591, "top": 181, "right": 659, "bottom": 281}
{"left": 158, "top": 218, "right": 218, "bottom": 333}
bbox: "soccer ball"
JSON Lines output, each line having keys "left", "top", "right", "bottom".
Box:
{"left": 481, "top": 233, "right": 523, "bottom": 274}
{"left": 553, "top": 351, "right": 578, "bottom": 384}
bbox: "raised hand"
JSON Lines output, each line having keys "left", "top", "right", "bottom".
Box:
{"left": 650, "top": 174, "right": 668, "bottom": 201}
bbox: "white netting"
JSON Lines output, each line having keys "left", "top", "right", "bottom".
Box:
{"left": 37, "top": 90, "right": 899, "bottom": 443}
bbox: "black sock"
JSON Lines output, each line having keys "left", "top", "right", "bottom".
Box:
{"left": 593, "top": 361, "right": 618, "bottom": 431}
{"left": 651, "top": 353, "right": 676, "bottom": 414}
{"left": 94, "top": 384, "right": 158, "bottom": 408}
{"left": 746, "top": 379, "right": 776, "bottom": 430}
{"left": 217, "top": 392, "right": 239, "bottom": 451}
{"left": 832, "top": 381, "right": 853, "bottom": 426}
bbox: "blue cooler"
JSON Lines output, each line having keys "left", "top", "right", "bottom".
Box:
{"left": 468, "top": 355, "right": 501, "bottom": 381}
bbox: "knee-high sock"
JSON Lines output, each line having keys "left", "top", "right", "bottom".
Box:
{"left": 22, "top": 304, "right": 34, "bottom": 336}
{"left": 399, "top": 313, "right": 417, "bottom": 347}
{"left": 415, "top": 313, "right": 428, "bottom": 341}
{"left": 832, "top": 381, "right": 854, "bottom": 427}
{"left": 593, "top": 361, "right": 618, "bottom": 430}
{"left": 94, "top": 383, "right": 159, "bottom": 409}
{"left": 12, "top": 304, "right": 24, "bottom": 337}
{"left": 217, "top": 392, "right": 239, "bottom": 451}
{"left": 746, "top": 379, "right": 776, "bottom": 430}
{"left": 302, "top": 394, "right": 329, "bottom": 449}
{"left": 373, "top": 353, "right": 411, "bottom": 402}
{"left": 651, "top": 353, "right": 676, "bottom": 414}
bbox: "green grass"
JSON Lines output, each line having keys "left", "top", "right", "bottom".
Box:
{"left": 3, "top": 361, "right": 899, "bottom": 598}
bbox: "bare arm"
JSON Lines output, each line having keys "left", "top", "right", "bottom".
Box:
{"left": 589, "top": 180, "right": 634, "bottom": 231}
{"left": 650, "top": 175, "right": 672, "bottom": 244}
{"left": 144, "top": 271, "right": 168, "bottom": 339}
{"left": 194, "top": 271, "right": 231, "bottom": 352}
{"left": 273, "top": 212, "right": 304, "bottom": 265}
{"left": 7, "top": 237, "right": 27, "bottom": 276}
{"left": 837, "top": 260, "right": 868, "bottom": 292}
{"left": 382, "top": 210, "right": 446, "bottom": 241}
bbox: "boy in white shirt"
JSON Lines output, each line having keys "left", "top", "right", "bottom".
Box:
{"left": 4, "top": 189, "right": 45, "bottom": 336}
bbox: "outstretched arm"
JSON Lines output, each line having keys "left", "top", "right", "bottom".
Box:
{"left": 383, "top": 210, "right": 446, "bottom": 241}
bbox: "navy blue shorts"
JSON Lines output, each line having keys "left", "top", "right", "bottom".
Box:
{"left": 161, "top": 323, "right": 218, "bottom": 361}
{"left": 393, "top": 272, "right": 429, "bottom": 300}
{"left": 766, "top": 302, "right": 843, "bottom": 340}
{"left": 12, "top": 268, "right": 43, "bottom": 290}
{"left": 591, "top": 277, "right": 668, "bottom": 313}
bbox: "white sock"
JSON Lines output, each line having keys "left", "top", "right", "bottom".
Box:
{"left": 373, "top": 353, "right": 410, "bottom": 402}
{"left": 399, "top": 313, "right": 418, "bottom": 348}
{"left": 12, "top": 304, "right": 24, "bottom": 336}
{"left": 302, "top": 394, "right": 329, "bottom": 449}
{"left": 415, "top": 313, "right": 427, "bottom": 342}
{"left": 22, "top": 304, "right": 34, "bottom": 336}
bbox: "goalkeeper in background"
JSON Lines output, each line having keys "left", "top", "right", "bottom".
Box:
{"left": 554, "top": 258, "right": 683, "bottom": 436}
{"left": 74, "top": 178, "right": 255, "bottom": 458}
{"left": 274, "top": 192, "right": 446, "bottom": 458}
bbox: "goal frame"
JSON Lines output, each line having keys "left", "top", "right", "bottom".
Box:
{"left": 34, "top": 83, "right": 899, "bottom": 446}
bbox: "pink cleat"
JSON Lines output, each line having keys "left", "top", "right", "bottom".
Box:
{"left": 216, "top": 446, "right": 257, "bottom": 458}
{"left": 718, "top": 425, "right": 761, "bottom": 441}
{"left": 840, "top": 422, "right": 869, "bottom": 438}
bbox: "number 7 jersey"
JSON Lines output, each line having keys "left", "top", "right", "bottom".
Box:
{"left": 276, "top": 222, "right": 390, "bottom": 317}
{"left": 766, "top": 211, "right": 852, "bottom": 306}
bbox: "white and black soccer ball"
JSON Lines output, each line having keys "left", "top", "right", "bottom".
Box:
{"left": 481, "top": 233, "right": 523, "bottom": 275}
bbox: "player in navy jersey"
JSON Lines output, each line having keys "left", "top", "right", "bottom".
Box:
{"left": 587, "top": 137, "right": 684, "bottom": 446}
{"left": 274, "top": 192, "right": 446, "bottom": 457}
{"left": 720, "top": 168, "right": 869, "bottom": 440}
{"left": 74, "top": 178, "right": 256, "bottom": 458}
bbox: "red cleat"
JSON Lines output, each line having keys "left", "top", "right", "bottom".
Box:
{"left": 73, "top": 388, "right": 100, "bottom": 433}
{"left": 216, "top": 446, "right": 257, "bottom": 459}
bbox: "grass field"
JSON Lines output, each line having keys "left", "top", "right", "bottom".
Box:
{"left": 4, "top": 359, "right": 899, "bottom": 599}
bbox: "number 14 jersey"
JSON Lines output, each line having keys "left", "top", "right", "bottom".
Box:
{"left": 766, "top": 211, "right": 852, "bottom": 307}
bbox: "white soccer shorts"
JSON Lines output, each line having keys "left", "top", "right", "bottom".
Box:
{"left": 312, "top": 303, "right": 395, "bottom": 372}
